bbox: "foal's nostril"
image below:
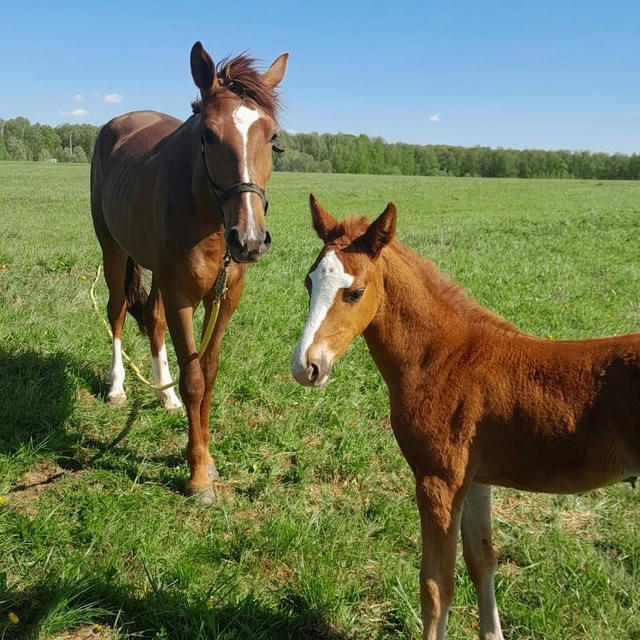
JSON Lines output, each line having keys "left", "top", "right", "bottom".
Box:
{"left": 264, "top": 230, "right": 272, "bottom": 247}
{"left": 308, "top": 362, "right": 319, "bottom": 383}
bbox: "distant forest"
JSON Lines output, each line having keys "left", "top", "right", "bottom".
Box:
{"left": 2, "top": 116, "right": 639, "bottom": 180}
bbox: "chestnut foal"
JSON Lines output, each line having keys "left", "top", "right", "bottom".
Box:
{"left": 91, "top": 42, "right": 288, "bottom": 502}
{"left": 292, "top": 195, "right": 640, "bottom": 640}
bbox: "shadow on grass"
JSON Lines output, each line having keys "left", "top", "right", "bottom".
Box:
{"left": 0, "top": 575, "right": 352, "bottom": 640}
{"left": 0, "top": 346, "right": 85, "bottom": 458}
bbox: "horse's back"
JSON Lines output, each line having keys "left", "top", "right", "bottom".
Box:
{"left": 91, "top": 110, "right": 185, "bottom": 264}
{"left": 93, "top": 111, "right": 182, "bottom": 175}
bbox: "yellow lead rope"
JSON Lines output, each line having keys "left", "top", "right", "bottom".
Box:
{"left": 90, "top": 260, "right": 229, "bottom": 391}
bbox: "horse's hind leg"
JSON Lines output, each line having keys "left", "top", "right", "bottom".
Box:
{"left": 143, "top": 278, "right": 182, "bottom": 411}
{"left": 461, "top": 483, "right": 504, "bottom": 640}
{"left": 101, "top": 243, "right": 128, "bottom": 406}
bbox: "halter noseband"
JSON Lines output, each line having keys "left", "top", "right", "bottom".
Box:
{"left": 200, "top": 135, "right": 269, "bottom": 217}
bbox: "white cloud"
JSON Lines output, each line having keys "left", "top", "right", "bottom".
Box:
{"left": 73, "top": 94, "right": 86, "bottom": 103}
{"left": 60, "top": 108, "right": 89, "bottom": 117}
{"left": 429, "top": 113, "right": 441, "bottom": 123}
{"left": 104, "top": 93, "right": 125, "bottom": 104}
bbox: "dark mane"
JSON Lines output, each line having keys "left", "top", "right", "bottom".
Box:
{"left": 190, "top": 53, "right": 280, "bottom": 122}
{"left": 340, "top": 215, "right": 517, "bottom": 332}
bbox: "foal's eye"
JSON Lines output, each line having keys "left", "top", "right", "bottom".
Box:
{"left": 344, "top": 288, "right": 365, "bottom": 303}
{"left": 203, "top": 128, "right": 215, "bottom": 144}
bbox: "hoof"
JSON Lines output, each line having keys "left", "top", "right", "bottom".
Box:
{"left": 206, "top": 464, "right": 220, "bottom": 482}
{"left": 187, "top": 485, "right": 216, "bottom": 505}
{"left": 106, "top": 392, "right": 126, "bottom": 406}
{"left": 157, "top": 390, "right": 183, "bottom": 411}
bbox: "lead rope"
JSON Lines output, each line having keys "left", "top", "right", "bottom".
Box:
{"left": 90, "top": 254, "right": 230, "bottom": 391}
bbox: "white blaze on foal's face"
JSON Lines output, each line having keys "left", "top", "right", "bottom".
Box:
{"left": 232, "top": 105, "right": 261, "bottom": 241}
{"left": 291, "top": 251, "right": 354, "bottom": 383}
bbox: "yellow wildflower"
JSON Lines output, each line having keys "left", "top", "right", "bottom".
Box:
{"left": 1, "top": 263, "right": 6, "bottom": 270}
{"left": 8, "top": 612, "right": 19, "bottom": 624}
{"left": 81, "top": 274, "right": 87, "bottom": 281}
{"left": 0, "top": 496, "right": 5, "bottom": 506}
{"left": 547, "top": 334, "right": 554, "bottom": 340}
{"left": 93, "top": 623, "right": 104, "bottom": 632}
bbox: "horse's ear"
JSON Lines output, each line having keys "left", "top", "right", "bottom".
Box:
{"left": 310, "top": 194, "right": 341, "bottom": 242}
{"left": 262, "top": 53, "right": 289, "bottom": 88}
{"left": 190, "top": 41, "right": 217, "bottom": 92}
{"left": 361, "top": 203, "right": 397, "bottom": 258}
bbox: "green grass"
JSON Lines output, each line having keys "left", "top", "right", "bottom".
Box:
{"left": 1, "top": 160, "right": 640, "bottom": 640}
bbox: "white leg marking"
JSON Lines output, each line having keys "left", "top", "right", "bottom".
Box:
{"left": 462, "top": 485, "right": 504, "bottom": 640}
{"left": 107, "top": 337, "right": 126, "bottom": 403}
{"left": 152, "top": 343, "right": 182, "bottom": 410}
{"left": 291, "top": 251, "right": 353, "bottom": 381}
{"left": 232, "top": 105, "right": 261, "bottom": 242}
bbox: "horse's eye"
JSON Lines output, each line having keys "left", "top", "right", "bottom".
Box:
{"left": 344, "top": 288, "right": 364, "bottom": 303}
{"left": 270, "top": 132, "right": 285, "bottom": 154}
{"left": 203, "top": 128, "right": 215, "bottom": 144}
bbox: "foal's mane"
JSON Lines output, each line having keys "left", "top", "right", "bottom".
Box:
{"left": 191, "top": 53, "right": 281, "bottom": 122}
{"left": 341, "top": 215, "right": 517, "bottom": 332}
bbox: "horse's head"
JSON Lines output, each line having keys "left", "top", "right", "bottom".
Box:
{"left": 291, "top": 195, "right": 397, "bottom": 387}
{"left": 190, "top": 41, "right": 288, "bottom": 263}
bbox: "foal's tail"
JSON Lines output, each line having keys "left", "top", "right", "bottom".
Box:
{"left": 124, "top": 257, "right": 148, "bottom": 335}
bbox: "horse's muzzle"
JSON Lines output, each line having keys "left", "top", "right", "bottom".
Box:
{"left": 226, "top": 228, "right": 272, "bottom": 263}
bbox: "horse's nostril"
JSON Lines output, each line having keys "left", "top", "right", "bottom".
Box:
{"left": 227, "top": 229, "right": 246, "bottom": 255}
{"left": 264, "top": 230, "right": 272, "bottom": 246}
{"left": 308, "top": 362, "right": 319, "bottom": 383}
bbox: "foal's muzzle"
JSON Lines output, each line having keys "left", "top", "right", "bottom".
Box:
{"left": 291, "top": 353, "right": 332, "bottom": 388}
{"left": 226, "top": 227, "right": 272, "bottom": 263}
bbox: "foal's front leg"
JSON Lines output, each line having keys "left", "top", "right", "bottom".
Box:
{"left": 461, "top": 483, "right": 504, "bottom": 640}
{"left": 416, "top": 477, "right": 465, "bottom": 640}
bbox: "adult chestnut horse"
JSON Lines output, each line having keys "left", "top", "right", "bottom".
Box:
{"left": 291, "top": 195, "right": 640, "bottom": 640}
{"left": 91, "top": 42, "right": 288, "bottom": 502}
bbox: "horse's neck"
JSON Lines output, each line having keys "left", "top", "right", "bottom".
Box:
{"left": 363, "top": 249, "right": 471, "bottom": 388}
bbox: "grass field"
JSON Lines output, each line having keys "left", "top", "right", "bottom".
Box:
{"left": 1, "top": 160, "right": 640, "bottom": 640}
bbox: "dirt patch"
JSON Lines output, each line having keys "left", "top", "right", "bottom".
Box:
{"left": 6, "top": 459, "right": 81, "bottom": 515}
{"left": 52, "top": 624, "right": 112, "bottom": 640}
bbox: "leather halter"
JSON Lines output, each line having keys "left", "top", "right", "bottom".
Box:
{"left": 200, "top": 135, "right": 269, "bottom": 218}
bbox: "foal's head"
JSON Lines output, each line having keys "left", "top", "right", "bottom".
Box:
{"left": 190, "top": 41, "right": 288, "bottom": 262}
{"left": 291, "top": 195, "right": 397, "bottom": 387}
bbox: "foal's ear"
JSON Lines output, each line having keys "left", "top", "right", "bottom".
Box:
{"left": 361, "top": 203, "right": 397, "bottom": 258}
{"left": 190, "top": 41, "right": 217, "bottom": 92}
{"left": 310, "top": 194, "right": 342, "bottom": 243}
{"left": 262, "top": 53, "right": 289, "bottom": 88}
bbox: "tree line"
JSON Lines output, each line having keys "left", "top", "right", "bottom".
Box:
{"left": 0, "top": 117, "right": 98, "bottom": 163}
{"left": 272, "top": 131, "right": 640, "bottom": 180}
{"left": 1, "top": 116, "right": 638, "bottom": 179}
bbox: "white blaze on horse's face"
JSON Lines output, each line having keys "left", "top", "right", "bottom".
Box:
{"left": 291, "top": 251, "right": 354, "bottom": 386}
{"left": 232, "top": 105, "right": 261, "bottom": 242}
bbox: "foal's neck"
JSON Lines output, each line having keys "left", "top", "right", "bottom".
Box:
{"left": 363, "top": 244, "right": 501, "bottom": 388}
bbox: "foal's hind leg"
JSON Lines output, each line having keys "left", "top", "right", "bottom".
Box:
{"left": 143, "top": 278, "right": 182, "bottom": 411}
{"left": 461, "top": 483, "right": 503, "bottom": 640}
{"left": 102, "top": 246, "right": 128, "bottom": 406}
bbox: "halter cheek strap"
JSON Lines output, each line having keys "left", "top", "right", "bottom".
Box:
{"left": 200, "top": 136, "right": 269, "bottom": 216}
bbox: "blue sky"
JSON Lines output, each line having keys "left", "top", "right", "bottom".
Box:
{"left": 2, "top": 0, "right": 638, "bottom": 153}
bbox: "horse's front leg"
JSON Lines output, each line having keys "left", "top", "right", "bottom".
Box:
{"left": 162, "top": 294, "right": 212, "bottom": 501}
{"left": 416, "top": 476, "right": 466, "bottom": 640}
{"left": 198, "top": 271, "right": 245, "bottom": 485}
